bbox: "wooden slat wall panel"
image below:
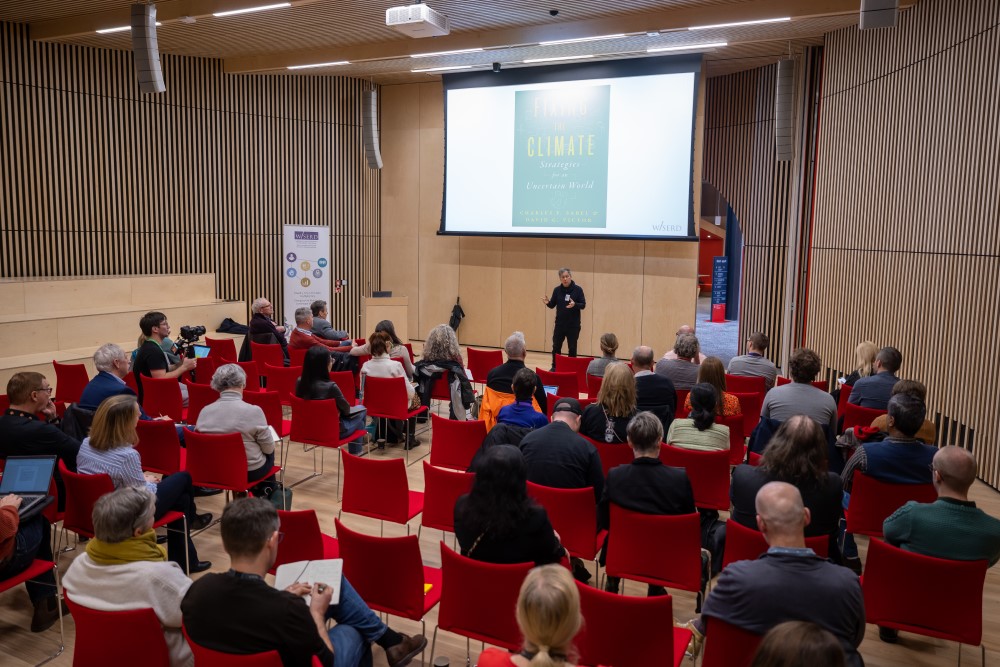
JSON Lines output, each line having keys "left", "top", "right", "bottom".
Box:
{"left": 0, "top": 21, "right": 379, "bottom": 331}
{"left": 807, "top": 0, "right": 1000, "bottom": 487}
{"left": 703, "top": 65, "right": 792, "bottom": 365}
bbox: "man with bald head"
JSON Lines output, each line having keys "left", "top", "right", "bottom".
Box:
{"left": 659, "top": 325, "right": 707, "bottom": 363}
{"left": 690, "top": 482, "right": 865, "bottom": 666}
{"left": 631, "top": 346, "right": 676, "bottom": 433}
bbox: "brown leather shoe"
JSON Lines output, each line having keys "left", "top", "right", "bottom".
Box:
{"left": 385, "top": 633, "right": 427, "bottom": 667}
{"left": 30, "top": 596, "right": 66, "bottom": 633}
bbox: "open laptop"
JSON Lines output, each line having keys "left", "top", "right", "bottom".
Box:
{"left": 0, "top": 455, "right": 57, "bottom": 519}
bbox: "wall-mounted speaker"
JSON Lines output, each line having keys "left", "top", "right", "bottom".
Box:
{"left": 362, "top": 90, "right": 383, "bottom": 170}
{"left": 131, "top": 4, "right": 165, "bottom": 94}
{"left": 860, "top": 0, "right": 898, "bottom": 30}
{"left": 775, "top": 59, "right": 795, "bottom": 162}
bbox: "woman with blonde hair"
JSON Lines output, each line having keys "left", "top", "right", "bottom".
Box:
{"left": 477, "top": 564, "right": 592, "bottom": 667}
{"left": 684, "top": 356, "right": 741, "bottom": 416}
{"left": 414, "top": 324, "right": 473, "bottom": 421}
{"left": 834, "top": 341, "right": 877, "bottom": 403}
{"left": 76, "top": 394, "right": 211, "bottom": 572}
{"left": 586, "top": 332, "right": 619, "bottom": 378}
{"left": 579, "top": 363, "right": 637, "bottom": 443}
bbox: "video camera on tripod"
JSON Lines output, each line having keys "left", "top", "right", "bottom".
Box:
{"left": 174, "top": 325, "right": 207, "bottom": 359}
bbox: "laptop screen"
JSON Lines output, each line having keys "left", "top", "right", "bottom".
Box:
{"left": 0, "top": 456, "right": 57, "bottom": 495}
{"left": 192, "top": 344, "right": 211, "bottom": 359}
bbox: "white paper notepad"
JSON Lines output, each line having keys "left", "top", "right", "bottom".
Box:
{"left": 273, "top": 559, "right": 343, "bottom": 606}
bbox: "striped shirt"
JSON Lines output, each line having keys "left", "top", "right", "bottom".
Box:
{"left": 76, "top": 437, "right": 156, "bottom": 494}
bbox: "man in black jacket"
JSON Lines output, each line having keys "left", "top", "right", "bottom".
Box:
{"left": 541, "top": 267, "right": 586, "bottom": 370}
{"left": 485, "top": 331, "right": 548, "bottom": 414}
{"left": 631, "top": 346, "right": 677, "bottom": 434}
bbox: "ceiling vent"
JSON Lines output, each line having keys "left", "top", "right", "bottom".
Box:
{"left": 386, "top": 4, "right": 450, "bottom": 38}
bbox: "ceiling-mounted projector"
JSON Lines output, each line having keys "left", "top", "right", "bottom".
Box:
{"left": 386, "top": 3, "right": 450, "bottom": 37}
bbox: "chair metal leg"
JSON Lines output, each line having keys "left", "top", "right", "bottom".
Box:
{"left": 430, "top": 625, "right": 439, "bottom": 665}
{"left": 34, "top": 562, "right": 65, "bottom": 666}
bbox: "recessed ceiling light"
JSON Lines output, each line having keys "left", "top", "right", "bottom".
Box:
{"left": 523, "top": 54, "right": 595, "bottom": 64}
{"left": 213, "top": 2, "right": 291, "bottom": 18}
{"left": 647, "top": 41, "right": 727, "bottom": 53}
{"left": 412, "top": 65, "right": 474, "bottom": 73}
{"left": 411, "top": 48, "right": 484, "bottom": 58}
{"left": 96, "top": 22, "right": 160, "bottom": 34}
{"left": 539, "top": 34, "right": 626, "bottom": 46}
{"left": 688, "top": 17, "right": 790, "bottom": 30}
{"left": 287, "top": 61, "right": 351, "bottom": 70}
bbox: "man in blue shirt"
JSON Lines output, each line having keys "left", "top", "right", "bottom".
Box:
{"left": 496, "top": 368, "right": 548, "bottom": 430}
{"left": 847, "top": 346, "right": 902, "bottom": 410}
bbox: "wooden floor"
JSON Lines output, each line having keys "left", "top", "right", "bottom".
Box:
{"left": 1, "top": 348, "right": 998, "bottom": 666}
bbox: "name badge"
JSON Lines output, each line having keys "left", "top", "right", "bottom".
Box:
{"left": 564, "top": 294, "right": 571, "bottom": 302}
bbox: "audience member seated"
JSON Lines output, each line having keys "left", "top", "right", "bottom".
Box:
{"left": 133, "top": 311, "right": 197, "bottom": 406}
{"left": 833, "top": 341, "right": 877, "bottom": 404}
{"left": 599, "top": 411, "right": 695, "bottom": 595}
{"left": 0, "top": 372, "right": 80, "bottom": 473}
{"left": 631, "top": 345, "right": 676, "bottom": 434}
{"left": 666, "top": 383, "right": 730, "bottom": 452}
{"left": 0, "top": 493, "right": 60, "bottom": 632}
{"left": 246, "top": 297, "right": 289, "bottom": 361}
{"left": 654, "top": 332, "right": 701, "bottom": 390}
{"left": 310, "top": 299, "right": 349, "bottom": 341}
{"left": 579, "top": 363, "right": 637, "bottom": 444}
{"left": 63, "top": 487, "right": 196, "bottom": 666}
{"left": 485, "top": 331, "right": 548, "bottom": 417}
{"left": 869, "top": 379, "right": 936, "bottom": 443}
{"left": 361, "top": 331, "right": 419, "bottom": 450}
{"left": 750, "top": 621, "right": 846, "bottom": 667}
{"left": 496, "top": 369, "right": 549, "bottom": 430}
{"left": 414, "top": 324, "right": 473, "bottom": 421}
{"left": 727, "top": 331, "right": 779, "bottom": 390}
{"left": 296, "top": 347, "right": 366, "bottom": 455}
{"left": 455, "top": 445, "right": 565, "bottom": 566}
{"left": 477, "top": 565, "right": 588, "bottom": 667}
{"left": 877, "top": 445, "right": 1000, "bottom": 643}
{"left": 761, "top": 348, "right": 837, "bottom": 435}
{"left": 77, "top": 394, "right": 211, "bottom": 572}
{"left": 586, "top": 332, "right": 619, "bottom": 378}
{"left": 688, "top": 482, "right": 864, "bottom": 667}
{"left": 731, "top": 416, "right": 843, "bottom": 560}
{"left": 195, "top": 364, "right": 277, "bottom": 489}
{"left": 181, "top": 497, "right": 426, "bottom": 667}
{"left": 660, "top": 325, "right": 707, "bottom": 363}
{"left": 847, "top": 346, "right": 902, "bottom": 410}
{"left": 684, "top": 356, "right": 741, "bottom": 416}
{"left": 350, "top": 319, "right": 414, "bottom": 379}
{"left": 289, "top": 308, "right": 355, "bottom": 372}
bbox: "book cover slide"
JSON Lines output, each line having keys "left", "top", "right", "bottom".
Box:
{"left": 274, "top": 559, "right": 343, "bottom": 605}
{"left": 512, "top": 85, "right": 611, "bottom": 228}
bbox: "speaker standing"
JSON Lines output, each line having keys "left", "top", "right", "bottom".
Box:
{"left": 541, "top": 268, "right": 586, "bottom": 370}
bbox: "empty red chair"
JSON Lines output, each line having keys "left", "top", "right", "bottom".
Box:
{"left": 721, "top": 519, "right": 829, "bottom": 569}
{"left": 430, "top": 544, "right": 532, "bottom": 663}
{"left": 139, "top": 376, "right": 187, "bottom": 422}
{"left": 205, "top": 336, "right": 238, "bottom": 362}
{"left": 675, "top": 389, "right": 690, "bottom": 418}
{"left": 837, "top": 383, "right": 854, "bottom": 419}
{"left": 66, "top": 596, "right": 170, "bottom": 667}
{"left": 288, "top": 396, "right": 366, "bottom": 488}
{"left": 536, "top": 367, "right": 578, "bottom": 397}
{"left": 263, "top": 364, "right": 300, "bottom": 406}
{"left": 271, "top": 509, "right": 339, "bottom": 574}
{"left": 340, "top": 452, "right": 423, "bottom": 533}
{"left": 555, "top": 354, "right": 592, "bottom": 393}
{"left": 731, "top": 391, "right": 763, "bottom": 440}
{"left": 841, "top": 402, "right": 887, "bottom": 432}
{"left": 575, "top": 581, "right": 690, "bottom": 667}
{"left": 52, "top": 360, "right": 89, "bottom": 404}
{"left": 183, "top": 380, "right": 218, "bottom": 425}
{"left": 466, "top": 347, "right": 503, "bottom": 384}
{"left": 330, "top": 370, "right": 358, "bottom": 406}
{"left": 589, "top": 437, "right": 633, "bottom": 477}
{"left": 659, "top": 444, "right": 731, "bottom": 510}
{"left": 811, "top": 379, "right": 828, "bottom": 391}
{"left": 288, "top": 347, "right": 308, "bottom": 367}
{"left": 527, "top": 482, "right": 605, "bottom": 562}
{"left": 717, "top": 412, "right": 746, "bottom": 465}
{"left": 191, "top": 355, "right": 220, "bottom": 386}
{"left": 250, "top": 342, "right": 285, "bottom": 380}
{"left": 236, "top": 361, "right": 261, "bottom": 392}
{"left": 429, "top": 413, "right": 486, "bottom": 471}
{"left": 862, "top": 538, "right": 987, "bottom": 661}
{"left": 135, "top": 418, "right": 186, "bottom": 475}
{"left": 700, "top": 616, "right": 763, "bottom": 667}
{"left": 586, "top": 374, "right": 603, "bottom": 399}
{"left": 124, "top": 372, "right": 139, "bottom": 394}
{"left": 336, "top": 518, "right": 441, "bottom": 644}
{"left": 420, "top": 462, "right": 474, "bottom": 539}
{"left": 184, "top": 429, "right": 280, "bottom": 500}
{"left": 725, "top": 374, "right": 766, "bottom": 396}
{"left": 362, "top": 376, "right": 427, "bottom": 463}
{"left": 845, "top": 472, "right": 936, "bottom": 537}
{"left": 775, "top": 376, "right": 791, "bottom": 386}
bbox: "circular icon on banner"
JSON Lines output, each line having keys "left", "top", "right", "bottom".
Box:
{"left": 286, "top": 268, "right": 297, "bottom": 278}
{"left": 300, "top": 261, "right": 311, "bottom": 271}
{"left": 300, "top": 278, "right": 311, "bottom": 288}
{"left": 318, "top": 258, "right": 328, "bottom": 268}
{"left": 286, "top": 253, "right": 297, "bottom": 262}
{"left": 312, "top": 269, "right": 323, "bottom": 279}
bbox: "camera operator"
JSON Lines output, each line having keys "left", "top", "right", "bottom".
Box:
{"left": 133, "top": 311, "right": 196, "bottom": 407}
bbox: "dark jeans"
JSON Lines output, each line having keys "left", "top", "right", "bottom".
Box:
{"left": 248, "top": 452, "right": 277, "bottom": 484}
{"left": 324, "top": 575, "right": 392, "bottom": 667}
{"left": 551, "top": 322, "right": 581, "bottom": 367}
{"left": 0, "top": 517, "right": 56, "bottom": 603}
{"left": 155, "top": 471, "right": 200, "bottom": 568}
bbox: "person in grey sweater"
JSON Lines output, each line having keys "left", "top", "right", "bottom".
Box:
{"left": 761, "top": 348, "right": 837, "bottom": 436}
{"left": 727, "top": 331, "right": 779, "bottom": 390}
{"left": 654, "top": 332, "right": 701, "bottom": 390}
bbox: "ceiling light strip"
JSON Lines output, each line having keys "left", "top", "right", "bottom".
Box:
{"left": 647, "top": 41, "right": 727, "bottom": 53}
{"left": 287, "top": 61, "right": 350, "bottom": 70}
{"left": 412, "top": 65, "right": 474, "bottom": 73}
{"left": 523, "top": 55, "right": 596, "bottom": 64}
{"left": 538, "top": 33, "right": 626, "bottom": 46}
{"left": 213, "top": 2, "right": 291, "bottom": 18}
{"left": 688, "top": 17, "right": 790, "bottom": 30}
{"left": 411, "top": 48, "right": 484, "bottom": 58}
{"left": 96, "top": 23, "right": 160, "bottom": 34}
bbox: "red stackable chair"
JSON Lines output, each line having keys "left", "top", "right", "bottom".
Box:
{"left": 536, "top": 368, "right": 579, "bottom": 397}
{"left": 66, "top": 596, "right": 170, "bottom": 667}
{"left": 270, "top": 509, "right": 339, "bottom": 574}
{"left": 845, "top": 472, "right": 936, "bottom": 537}
{"left": 191, "top": 355, "right": 220, "bottom": 386}
{"left": 842, "top": 402, "right": 887, "bottom": 433}
{"left": 140, "top": 376, "right": 187, "bottom": 422}
{"left": 124, "top": 373, "right": 140, "bottom": 394}
{"left": 701, "top": 616, "right": 763, "bottom": 667}
{"left": 336, "top": 518, "right": 441, "bottom": 651}
{"left": 52, "top": 360, "right": 89, "bottom": 404}
{"left": 362, "top": 376, "right": 427, "bottom": 464}
{"left": 675, "top": 389, "right": 690, "bottom": 418}
{"left": 586, "top": 374, "right": 603, "bottom": 399}
{"left": 466, "top": 347, "right": 503, "bottom": 384}
{"left": 776, "top": 375, "right": 791, "bottom": 386}
{"left": 717, "top": 412, "right": 746, "bottom": 465}
{"left": 429, "top": 413, "right": 486, "bottom": 471}
{"left": 236, "top": 361, "right": 262, "bottom": 392}
{"left": 589, "top": 438, "right": 633, "bottom": 477}
{"left": 288, "top": 396, "right": 366, "bottom": 489}
{"left": 184, "top": 429, "right": 281, "bottom": 502}
{"left": 205, "top": 336, "right": 238, "bottom": 362}
{"left": 527, "top": 482, "right": 605, "bottom": 564}
{"left": 135, "top": 418, "right": 186, "bottom": 475}
{"left": 0, "top": 394, "right": 8, "bottom": 412}
{"left": 339, "top": 453, "right": 423, "bottom": 534}
{"left": 183, "top": 380, "right": 218, "bottom": 425}
{"left": 721, "top": 519, "right": 829, "bottom": 569}
{"left": 243, "top": 390, "right": 291, "bottom": 441}
{"left": 725, "top": 374, "right": 766, "bottom": 396}
{"left": 419, "top": 462, "right": 475, "bottom": 541}
{"left": 555, "top": 354, "right": 593, "bottom": 394}
{"left": 183, "top": 628, "right": 286, "bottom": 666}
{"left": 732, "top": 391, "right": 763, "bottom": 440}
{"left": 330, "top": 370, "right": 358, "bottom": 406}
{"left": 430, "top": 544, "right": 532, "bottom": 664}
{"left": 575, "top": 582, "right": 690, "bottom": 667}
{"left": 288, "top": 347, "right": 308, "bottom": 367}
{"left": 403, "top": 342, "right": 415, "bottom": 362}
{"left": 659, "top": 444, "right": 731, "bottom": 511}
{"left": 862, "top": 538, "right": 987, "bottom": 663}
{"left": 837, "top": 383, "right": 854, "bottom": 419}
{"left": 263, "top": 364, "right": 300, "bottom": 406}
{"left": 811, "top": 379, "right": 828, "bottom": 391}
{"left": 0, "top": 559, "right": 63, "bottom": 661}
{"left": 748, "top": 451, "right": 763, "bottom": 466}
{"left": 250, "top": 343, "right": 285, "bottom": 382}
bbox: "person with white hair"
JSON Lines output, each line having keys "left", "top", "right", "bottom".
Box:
{"left": 247, "top": 296, "right": 289, "bottom": 360}
{"left": 485, "top": 331, "right": 548, "bottom": 413}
